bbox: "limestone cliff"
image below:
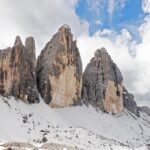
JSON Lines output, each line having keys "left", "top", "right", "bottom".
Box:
{"left": 82, "top": 48, "right": 124, "bottom": 114}
{"left": 25, "top": 36, "right": 36, "bottom": 68}
{"left": 36, "top": 25, "right": 82, "bottom": 107}
{"left": 0, "top": 36, "right": 39, "bottom": 103}
{"left": 123, "top": 87, "right": 139, "bottom": 116}
{"left": 0, "top": 26, "right": 142, "bottom": 116}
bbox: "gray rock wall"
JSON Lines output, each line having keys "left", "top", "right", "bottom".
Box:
{"left": 82, "top": 48, "right": 124, "bottom": 114}
{"left": 0, "top": 36, "right": 39, "bottom": 103}
{"left": 36, "top": 25, "right": 82, "bottom": 107}
{"left": 123, "top": 88, "right": 139, "bottom": 116}
{"left": 0, "top": 25, "right": 142, "bottom": 116}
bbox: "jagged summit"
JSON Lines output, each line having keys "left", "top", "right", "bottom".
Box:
{"left": 94, "top": 47, "right": 107, "bottom": 57}
{"left": 25, "top": 36, "right": 35, "bottom": 51}
{"left": 59, "top": 24, "right": 71, "bottom": 30}
{"left": 14, "top": 36, "right": 23, "bottom": 46}
{"left": 94, "top": 49, "right": 101, "bottom": 58}
{"left": 57, "top": 25, "right": 71, "bottom": 37}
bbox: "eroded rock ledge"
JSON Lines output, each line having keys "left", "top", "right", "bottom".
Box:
{"left": 36, "top": 25, "right": 82, "bottom": 107}
{"left": 0, "top": 36, "right": 39, "bottom": 103}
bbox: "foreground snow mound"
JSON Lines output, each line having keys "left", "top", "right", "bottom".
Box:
{"left": 0, "top": 96, "right": 150, "bottom": 150}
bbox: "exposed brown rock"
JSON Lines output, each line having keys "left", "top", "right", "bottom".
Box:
{"left": 0, "top": 36, "right": 39, "bottom": 103}
{"left": 36, "top": 25, "right": 82, "bottom": 107}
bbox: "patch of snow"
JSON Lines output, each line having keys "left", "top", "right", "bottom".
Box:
{"left": 0, "top": 96, "right": 150, "bottom": 150}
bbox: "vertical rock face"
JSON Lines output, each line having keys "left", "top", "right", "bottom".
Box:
{"left": 36, "top": 25, "right": 82, "bottom": 107}
{"left": 138, "top": 106, "right": 150, "bottom": 116}
{"left": 25, "top": 36, "right": 36, "bottom": 68}
{"left": 0, "top": 36, "right": 39, "bottom": 103}
{"left": 123, "top": 88, "right": 139, "bottom": 116}
{"left": 82, "top": 48, "right": 124, "bottom": 114}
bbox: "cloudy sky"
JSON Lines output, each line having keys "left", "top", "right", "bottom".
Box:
{"left": 0, "top": 0, "right": 150, "bottom": 106}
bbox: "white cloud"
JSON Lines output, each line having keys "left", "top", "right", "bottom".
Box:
{"left": 87, "top": 0, "right": 104, "bottom": 16}
{"left": 95, "top": 20, "right": 102, "bottom": 25}
{"left": 0, "top": 0, "right": 89, "bottom": 56}
{"left": 142, "top": 0, "right": 150, "bottom": 13}
{"left": 117, "top": 0, "right": 126, "bottom": 9}
{"left": 108, "top": 0, "right": 127, "bottom": 23}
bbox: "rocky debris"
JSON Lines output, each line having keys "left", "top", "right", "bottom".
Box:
{"left": 2, "top": 98, "right": 11, "bottom": 108}
{"left": 1, "top": 142, "right": 81, "bottom": 150}
{"left": 7, "top": 147, "right": 13, "bottom": 150}
{"left": 22, "top": 115, "right": 28, "bottom": 123}
{"left": 82, "top": 48, "right": 124, "bottom": 114}
{"left": 42, "top": 136, "right": 48, "bottom": 143}
{"left": 123, "top": 88, "right": 139, "bottom": 116}
{"left": 138, "top": 106, "right": 150, "bottom": 116}
{"left": 40, "top": 129, "right": 50, "bottom": 135}
{"left": 37, "top": 25, "right": 82, "bottom": 107}
{"left": 147, "top": 144, "right": 150, "bottom": 149}
{"left": 2, "top": 142, "right": 36, "bottom": 149}
{"left": 0, "top": 36, "right": 39, "bottom": 103}
{"left": 41, "top": 143, "right": 83, "bottom": 150}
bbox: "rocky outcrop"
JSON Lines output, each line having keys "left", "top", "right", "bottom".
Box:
{"left": 138, "top": 106, "right": 150, "bottom": 116}
{"left": 36, "top": 25, "right": 82, "bottom": 107}
{"left": 25, "top": 36, "right": 36, "bottom": 68}
{"left": 123, "top": 88, "right": 139, "bottom": 116}
{"left": 0, "top": 25, "right": 142, "bottom": 116}
{"left": 0, "top": 36, "right": 39, "bottom": 103}
{"left": 82, "top": 48, "right": 124, "bottom": 114}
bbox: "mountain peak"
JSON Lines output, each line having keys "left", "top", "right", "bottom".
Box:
{"left": 94, "top": 47, "right": 108, "bottom": 58}
{"left": 58, "top": 24, "right": 71, "bottom": 31}
{"left": 36, "top": 25, "right": 82, "bottom": 107}
{"left": 25, "top": 36, "right": 35, "bottom": 51}
{"left": 14, "top": 36, "right": 23, "bottom": 46}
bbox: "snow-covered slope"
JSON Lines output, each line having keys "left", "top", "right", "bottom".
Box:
{"left": 0, "top": 96, "right": 150, "bottom": 150}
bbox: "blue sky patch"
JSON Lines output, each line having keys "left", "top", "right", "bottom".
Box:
{"left": 76, "top": 0, "right": 146, "bottom": 42}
